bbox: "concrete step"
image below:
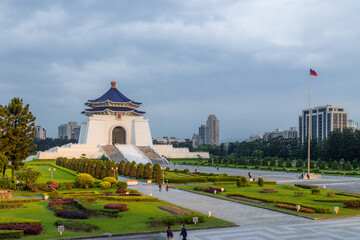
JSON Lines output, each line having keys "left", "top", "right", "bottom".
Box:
{"left": 101, "top": 145, "right": 126, "bottom": 163}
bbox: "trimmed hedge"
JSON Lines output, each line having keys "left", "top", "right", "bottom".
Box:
{"left": 213, "top": 181, "right": 236, "bottom": 185}
{"left": 104, "top": 204, "right": 127, "bottom": 212}
{"left": 249, "top": 181, "right": 277, "bottom": 185}
{"left": 56, "top": 210, "right": 89, "bottom": 219}
{"left": 275, "top": 203, "right": 315, "bottom": 213}
{"left": 0, "top": 230, "right": 24, "bottom": 239}
{"left": 55, "top": 220, "right": 99, "bottom": 232}
{"left": 166, "top": 177, "right": 207, "bottom": 183}
{"left": 336, "top": 192, "right": 360, "bottom": 198}
{"left": 0, "top": 225, "right": 43, "bottom": 235}
{"left": 193, "top": 186, "right": 209, "bottom": 191}
{"left": 94, "top": 196, "right": 159, "bottom": 202}
{"left": 49, "top": 163, "right": 78, "bottom": 176}
{"left": 148, "top": 215, "right": 205, "bottom": 226}
{"left": 0, "top": 218, "right": 42, "bottom": 226}
{"left": 294, "top": 184, "right": 318, "bottom": 189}
{"left": 344, "top": 200, "right": 360, "bottom": 209}
{"left": 0, "top": 198, "right": 41, "bottom": 204}
{"left": 0, "top": 203, "right": 23, "bottom": 209}
{"left": 314, "top": 198, "right": 351, "bottom": 203}
{"left": 73, "top": 198, "right": 119, "bottom": 217}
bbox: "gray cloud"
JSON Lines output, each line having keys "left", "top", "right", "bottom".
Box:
{"left": 1, "top": 0, "right": 360, "bottom": 141}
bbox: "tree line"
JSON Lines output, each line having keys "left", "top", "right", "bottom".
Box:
{"left": 193, "top": 128, "right": 360, "bottom": 163}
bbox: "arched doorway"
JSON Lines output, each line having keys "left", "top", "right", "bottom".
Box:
{"left": 112, "top": 127, "right": 126, "bottom": 144}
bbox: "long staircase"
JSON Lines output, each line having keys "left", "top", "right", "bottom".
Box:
{"left": 138, "top": 146, "right": 168, "bottom": 164}
{"left": 101, "top": 145, "right": 126, "bottom": 163}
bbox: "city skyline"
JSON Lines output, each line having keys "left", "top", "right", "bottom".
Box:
{"left": 1, "top": 1, "right": 360, "bottom": 141}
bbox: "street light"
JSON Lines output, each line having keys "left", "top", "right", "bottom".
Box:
{"left": 160, "top": 167, "right": 165, "bottom": 185}
{"left": 49, "top": 168, "right": 56, "bottom": 181}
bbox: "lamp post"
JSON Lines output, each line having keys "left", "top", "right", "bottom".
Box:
{"left": 49, "top": 168, "right": 56, "bottom": 181}
{"left": 161, "top": 167, "right": 165, "bottom": 185}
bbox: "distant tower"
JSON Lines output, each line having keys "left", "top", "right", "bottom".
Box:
{"left": 206, "top": 115, "right": 219, "bottom": 145}
{"left": 35, "top": 125, "right": 46, "bottom": 139}
{"left": 198, "top": 125, "right": 209, "bottom": 145}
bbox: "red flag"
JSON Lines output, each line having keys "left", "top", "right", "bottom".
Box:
{"left": 310, "top": 69, "right": 318, "bottom": 76}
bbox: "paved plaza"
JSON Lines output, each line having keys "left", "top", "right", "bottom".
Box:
{"left": 105, "top": 168, "right": 360, "bottom": 240}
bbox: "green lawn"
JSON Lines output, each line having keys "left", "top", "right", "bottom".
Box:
{"left": 174, "top": 184, "right": 360, "bottom": 218}
{"left": 1, "top": 193, "right": 232, "bottom": 240}
{"left": 4, "top": 160, "right": 78, "bottom": 183}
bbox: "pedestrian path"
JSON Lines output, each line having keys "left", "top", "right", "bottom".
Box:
{"left": 119, "top": 177, "right": 305, "bottom": 226}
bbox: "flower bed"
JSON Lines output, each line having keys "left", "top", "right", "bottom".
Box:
{"left": 0, "top": 225, "right": 43, "bottom": 235}
{"left": 55, "top": 210, "right": 89, "bottom": 219}
{"left": 48, "top": 198, "right": 74, "bottom": 206}
{"left": 115, "top": 189, "right": 127, "bottom": 194}
{"left": 259, "top": 188, "right": 278, "bottom": 193}
{"left": 104, "top": 204, "right": 127, "bottom": 212}
{"left": 55, "top": 220, "right": 99, "bottom": 232}
{"left": 275, "top": 203, "right": 315, "bottom": 213}
{"left": 73, "top": 198, "right": 119, "bottom": 217}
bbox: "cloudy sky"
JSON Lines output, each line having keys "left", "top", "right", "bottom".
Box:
{"left": 1, "top": 0, "right": 360, "bottom": 141}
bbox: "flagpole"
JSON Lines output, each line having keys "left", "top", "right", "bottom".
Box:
{"left": 307, "top": 73, "right": 311, "bottom": 177}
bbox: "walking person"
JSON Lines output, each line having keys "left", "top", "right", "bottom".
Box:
{"left": 166, "top": 225, "right": 173, "bottom": 239}
{"left": 180, "top": 224, "right": 187, "bottom": 240}
{"left": 165, "top": 180, "right": 169, "bottom": 192}
{"left": 158, "top": 181, "right": 162, "bottom": 192}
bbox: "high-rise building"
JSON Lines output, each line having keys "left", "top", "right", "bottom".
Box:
{"left": 263, "top": 127, "right": 298, "bottom": 141}
{"left": 192, "top": 134, "right": 201, "bottom": 147}
{"left": 207, "top": 114, "right": 219, "bottom": 145}
{"left": 35, "top": 125, "right": 46, "bottom": 139}
{"left": 199, "top": 125, "right": 209, "bottom": 145}
{"left": 299, "top": 105, "right": 348, "bottom": 143}
{"left": 348, "top": 119, "right": 359, "bottom": 132}
{"left": 58, "top": 122, "right": 81, "bottom": 140}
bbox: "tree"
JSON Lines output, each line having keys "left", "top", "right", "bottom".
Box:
{"left": 15, "top": 166, "right": 40, "bottom": 188}
{"left": 319, "top": 161, "right": 327, "bottom": 170}
{"left": 129, "top": 161, "right": 137, "bottom": 178}
{"left": 136, "top": 163, "right": 144, "bottom": 179}
{"left": 143, "top": 163, "right": 153, "bottom": 179}
{"left": 296, "top": 159, "right": 303, "bottom": 168}
{"left": 285, "top": 159, "right": 292, "bottom": 168}
{"left": 0, "top": 153, "right": 8, "bottom": 177}
{"left": 0, "top": 98, "right": 36, "bottom": 181}
{"left": 353, "top": 159, "right": 359, "bottom": 170}
{"left": 119, "top": 160, "right": 126, "bottom": 175}
{"left": 345, "top": 161, "right": 352, "bottom": 171}
{"left": 124, "top": 161, "right": 131, "bottom": 176}
{"left": 331, "top": 160, "right": 338, "bottom": 170}
{"left": 153, "top": 163, "right": 162, "bottom": 182}
{"left": 278, "top": 158, "right": 284, "bottom": 167}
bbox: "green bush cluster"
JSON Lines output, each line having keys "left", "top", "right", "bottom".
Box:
{"left": 0, "top": 198, "right": 41, "bottom": 204}
{"left": 55, "top": 219, "right": 99, "bottom": 232}
{"left": 0, "top": 230, "right": 24, "bottom": 239}
{"left": 50, "top": 190, "right": 62, "bottom": 200}
{"left": 0, "top": 203, "right": 23, "bottom": 209}
{"left": 75, "top": 174, "right": 94, "bottom": 189}
{"left": 258, "top": 178, "right": 264, "bottom": 186}
{"left": 0, "top": 217, "right": 42, "bottom": 226}
{"left": 73, "top": 198, "right": 119, "bottom": 217}
{"left": 311, "top": 188, "right": 320, "bottom": 195}
{"left": 56, "top": 157, "right": 119, "bottom": 180}
{"left": 294, "top": 184, "right": 318, "bottom": 189}
{"left": 116, "top": 181, "right": 127, "bottom": 190}
{"left": 148, "top": 215, "right": 205, "bottom": 226}
{"left": 99, "top": 181, "right": 111, "bottom": 190}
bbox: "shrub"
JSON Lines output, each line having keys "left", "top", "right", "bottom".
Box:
{"left": 102, "top": 177, "right": 117, "bottom": 186}
{"left": 184, "top": 169, "right": 190, "bottom": 174}
{"left": 75, "top": 174, "right": 94, "bottom": 189}
{"left": 236, "top": 179, "right": 242, "bottom": 188}
{"left": 294, "top": 184, "right": 318, "bottom": 189}
{"left": 56, "top": 210, "right": 89, "bottom": 219}
{"left": 327, "top": 192, "right": 335, "bottom": 197}
{"left": 0, "top": 230, "right": 24, "bottom": 239}
{"left": 311, "top": 188, "right": 320, "bottom": 195}
{"left": 148, "top": 215, "right": 205, "bottom": 226}
{"left": 258, "top": 178, "right": 264, "bottom": 186}
{"left": 193, "top": 186, "right": 209, "bottom": 191}
{"left": 55, "top": 220, "right": 99, "bottom": 232}
{"left": 119, "top": 160, "right": 126, "bottom": 175}
{"left": 130, "top": 189, "right": 139, "bottom": 194}
{"left": 143, "top": 163, "right": 153, "bottom": 179}
{"left": 99, "top": 181, "right": 111, "bottom": 190}
{"left": 48, "top": 198, "right": 74, "bottom": 206}
{"left": 0, "top": 177, "right": 17, "bottom": 190}
{"left": 344, "top": 200, "right": 360, "bottom": 209}
{"left": 249, "top": 181, "right": 277, "bottom": 185}
{"left": 0, "top": 203, "right": 23, "bottom": 209}
{"left": 260, "top": 188, "right": 278, "bottom": 193}
{"left": 116, "top": 189, "right": 127, "bottom": 194}
{"left": 124, "top": 162, "right": 131, "bottom": 176}
{"left": 129, "top": 161, "right": 137, "bottom": 178}
{"left": 50, "top": 190, "right": 62, "bottom": 200}
{"left": 275, "top": 203, "right": 315, "bottom": 213}
{"left": 103, "top": 191, "right": 113, "bottom": 196}
{"left": 104, "top": 203, "right": 127, "bottom": 212}
{"left": 116, "top": 181, "right": 128, "bottom": 190}
{"left": 153, "top": 164, "right": 162, "bottom": 182}
{"left": 0, "top": 218, "right": 42, "bottom": 226}
{"left": 294, "top": 192, "right": 304, "bottom": 197}
{"left": 136, "top": 163, "right": 144, "bottom": 179}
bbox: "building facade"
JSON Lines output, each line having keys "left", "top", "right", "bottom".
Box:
{"left": 299, "top": 105, "right": 348, "bottom": 143}
{"left": 35, "top": 125, "right": 46, "bottom": 139}
{"left": 207, "top": 114, "right": 219, "bottom": 145}
{"left": 58, "top": 122, "right": 81, "bottom": 140}
{"left": 263, "top": 127, "right": 298, "bottom": 141}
